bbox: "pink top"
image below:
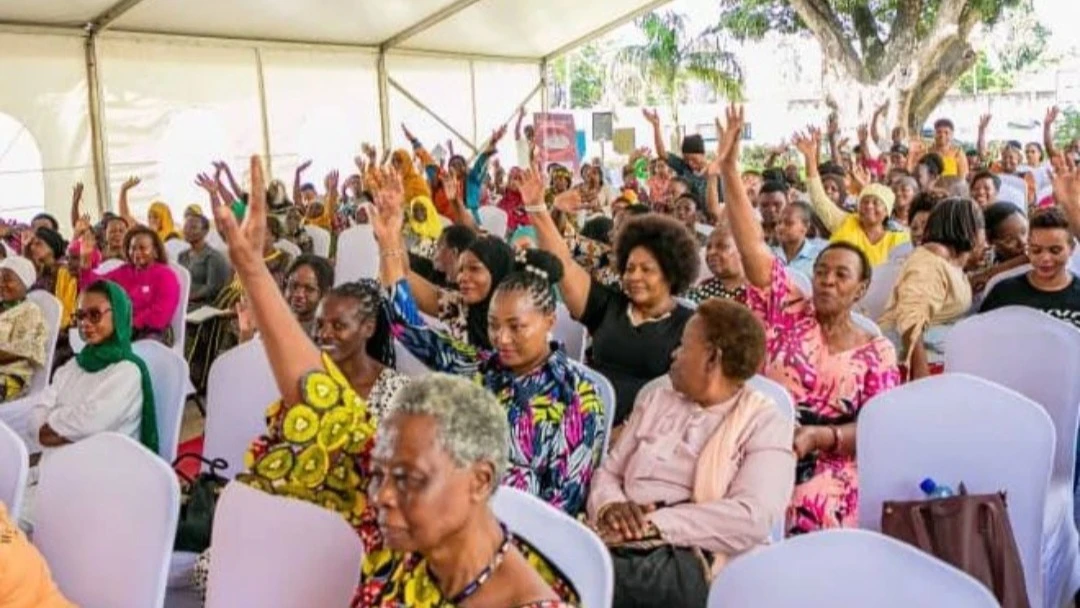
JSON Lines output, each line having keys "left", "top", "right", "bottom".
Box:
{"left": 82, "top": 263, "right": 180, "bottom": 331}
{"left": 586, "top": 382, "right": 794, "bottom": 555}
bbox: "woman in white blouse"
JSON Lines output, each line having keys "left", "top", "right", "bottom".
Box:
{"left": 30, "top": 280, "right": 154, "bottom": 456}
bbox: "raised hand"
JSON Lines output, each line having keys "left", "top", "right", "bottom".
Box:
{"left": 1052, "top": 161, "right": 1080, "bottom": 209}
{"left": 552, "top": 189, "right": 583, "bottom": 214}
{"left": 195, "top": 173, "right": 217, "bottom": 193}
{"left": 121, "top": 176, "right": 141, "bottom": 191}
{"left": 792, "top": 128, "right": 821, "bottom": 162}
{"left": 443, "top": 171, "right": 460, "bottom": 202}
{"left": 354, "top": 155, "right": 366, "bottom": 172}
{"left": 324, "top": 170, "right": 340, "bottom": 194}
{"left": 72, "top": 182, "right": 84, "bottom": 202}
{"left": 826, "top": 112, "right": 839, "bottom": 138}
{"left": 642, "top": 108, "right": 660, "bottom": 125}
{"left": 715, "top": 104, "right": 746, "bottom": 170}
{"left": 401, "top": 123, "right": 416, "bottom": 142}
{"left": 74, "top": 215, "right": 92, "bottom": 237}
{"left": 370, "top": 167, "right": 405, "bottom": 245}
{"left": 486, "top": 125, "right": 508, "bottom": 152}
{"left": 857, "top": 123, "right": 869, "bottom": 144}
{"left": 520, "top": 163, "right": 545, "bottom": 209}
{"left": 296, "top": 159, "right": 313, "bottom": 173}
{"left": 361, "top": 143, "right": 377, "bottom": 160}
{"left": 1046, "top": 106, "right": 1060, "bottom": 127}
{"left": 214, "top": 156, "right": 269, "bottom": 272}
{"left": 978, "top": 114, "right": 992, "bottom": 132}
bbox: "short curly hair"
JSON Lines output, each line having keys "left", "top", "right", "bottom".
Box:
{"left": 614, "top": 213, "right": 700, "bottom": 295}
{"left": 696, "top": 298, "right": 765, "bottom": 381}
{"left": 122, "top": 225, "right": 168, "bottom": 265}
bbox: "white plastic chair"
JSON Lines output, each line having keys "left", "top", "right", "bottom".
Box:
{"left": 304, "top": 224, "right": 331, "bottom": 257}
{"left": 168, "top": 262, "right": 191, "bottom": 358}
{"left": 887, "top": 241, "right": 914, "bottom": 264}
{"left": 554, "top": 303, "right": 587, "bottom": 362}
{"left": 851, "top": 311, "right": 883, "bottom": 337}
{"left": 334, "top": 225, "right": 379, "bottom": 285}
{"left": 274, "top": 238, "right": 302, "bottom": 258}
{"left": 860, "top": 257, "right": 904, "bottom": 321}
{"left": 570, "top": 361, "right": 616, "bottom": 455}
{"left": 492, "top": 487, "right": 613, "bottom": 608}
{"left": 857, "top": 373, "right": 1054, "bottom": 607}
{"left": 204, "top": 482, "right": 363, "bottom": 608}
{"left": 708, "top": 529, "right": 999, "bottom": 607}
{"left": 35, "top": 433, "right": 180, "bottom": 608}
{"left": 132, "top": 340, "right": 189, "bottom": 464}
{"left": 202, "top": 338, "right": 280, "bottom": 479}
{"left": 206, "top": 230, "right": 227, "bottom": 253}
{"left": 165, "top": 239, "right": 190, "bottom": 263}
{"left": 0, "top": 290, "right": 62, "bottom": 447}
{"left": 788, "top": 269, "right": 812, "bottom": 296}
{"left": 478, "top": 206, "right": 509, "bottom": 239}
{"left": 946, "top": 307, "right": 1080, "bottom": 606}
{"left": 0, "top": 420, "right": 28, "bottom": 521}
{"left": 97, "top": 258, "right": 125, "bottom": 273}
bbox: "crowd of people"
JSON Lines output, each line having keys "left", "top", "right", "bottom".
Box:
{"left": 3, "top": 97, "right": 1080, "bottom": 607}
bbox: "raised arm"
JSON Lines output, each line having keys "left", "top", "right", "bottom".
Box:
{"left": 370, "top": 170, "right": 442, "bottom": 316}
{"left": 523, "top": 165, "right": 593, "bottom": 320}
{"left": 1052, "top": 161, "right": 1080, "bottom": 241}
{"left": 217, "top": 160, "right": 244, "bottom": 202}
{"left": 825, "top": 113, "right": 840, "bottom": 164}
{"left": 117, "top": 176, "right": 140, "bottom": 227}
{"left": 977, "top": 114, "right": 991, "bottom": 163}
{"left": 799, "top": 129, "right": 847, "bottom": 232}
{"left": 719, "top": 106, "right": 775, "bottom": 288}
{"left": 69, "top": 182, "right": 84, "bottom": 230}
{"left": 514, "top": 106, "right": 526, "bottom": 141}
{"left": 293, "top": 159, "right": 312, "bottom": 209}
{"left": 1045, "top": 106, "right": 1061, "bottom": 163}
{"left": 215, "top": 155, "right": 321, "bottom": 406}
{"left": 443, "top": 171, "right": 477, "bottom": 231}
{"left": 642, "top": 109, "right": 666, "bottom": 162}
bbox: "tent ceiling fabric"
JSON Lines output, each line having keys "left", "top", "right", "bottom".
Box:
{"left": 0, "top": 0, "right": 669, "bottom": 59}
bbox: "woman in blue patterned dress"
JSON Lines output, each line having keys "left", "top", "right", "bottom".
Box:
{"left": 373, "top": 176, "right": 607, "bottom": 517}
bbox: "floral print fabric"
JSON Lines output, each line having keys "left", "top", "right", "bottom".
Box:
{"left": 745, "top": 259, "right": 900, "bottom": 535}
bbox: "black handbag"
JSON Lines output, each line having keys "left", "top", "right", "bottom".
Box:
{"left": 173, "top": 454, "right": 229, "bottom": 552}
{"left": 610, "top": 544, "right": 711, "bottom": 608}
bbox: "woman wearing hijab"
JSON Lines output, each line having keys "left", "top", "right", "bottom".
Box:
{"left": 24, "top": 227, "right": 78, "bottom": 335}
{"left": 404, "top": 196, "right": 442, "bottom": 259}
{"left": 391, "top": 147, "right": 431, "bottom": 205}
{"left": 29, "top": 280, "right": 156, "bottom": 458}
{"left": 0, "top": 257, "right": 47, "bottom": 401}
{"left": 148, "top": 203, "right": 181, "bottom": 243}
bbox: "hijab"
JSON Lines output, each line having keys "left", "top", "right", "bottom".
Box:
{"left": 392, "top": 148, "right": 432, "bottom": 205}
{"left": 75, "top": 281, "right": 158, "bottom": 454}
{"left": 149, "top": 202, "right": 180, "bottom": 242}
{"left": 462, "top": 236, "right": 513, "bottom": 349}
{"left": 407, "top": 196, "right": 443, "bottom": 241}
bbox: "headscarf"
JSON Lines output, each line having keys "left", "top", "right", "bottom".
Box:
{"left": 148, "top": 202, "right": 180, "bottom": 242}
{"left": 509, "top": 226, "right": 538, "bottom": 249}
{"left": 393, "top": 149, "right": 431, "bottom": 205}
{"left": 463, "top": 236, "right": 513, "bottom": 349}
{"left": 184, "top": 204, "right": 203, "bottom": 218}
{"left": 75, "top": 281, "right": 158, "bottom": 454}
{"left": 407, "top": 196, "right": 443, "bottom": 241}
{"left": 859, "top": 183, "right": 897, "bottom": 216}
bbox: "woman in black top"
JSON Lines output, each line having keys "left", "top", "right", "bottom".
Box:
{"left": 523, "top": 167, "right": 699, "bottom": 426}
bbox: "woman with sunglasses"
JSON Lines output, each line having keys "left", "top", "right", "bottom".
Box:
{"left": 29, "top": 280, "right": 157, "bottom": 459}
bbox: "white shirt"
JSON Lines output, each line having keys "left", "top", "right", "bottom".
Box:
{"left": 29, "top": 358, "right": 143, "bottom": 454}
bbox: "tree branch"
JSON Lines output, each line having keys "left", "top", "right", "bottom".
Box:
{"left": 880, "top": 0, "right": 923, "bottom": 75}
{"left": 788, "top": 0, "right": 866, "bottom": 80}
{"left": 852, "top": 4, "right": 885, "bottom": 73}
{"left": 909, "top": 38, "right": 978, "bottom": 130}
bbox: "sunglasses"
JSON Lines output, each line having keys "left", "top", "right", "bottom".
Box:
{"left": 73, "top": 307, "right": 111, "bottom": 324}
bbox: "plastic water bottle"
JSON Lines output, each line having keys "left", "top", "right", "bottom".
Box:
{"left": 920, "top": 478, "right": 955, "bottom": 499}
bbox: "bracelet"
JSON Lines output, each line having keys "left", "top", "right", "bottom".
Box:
{"left": 524, "top": 204, "right": 546, "bottom": 214}
{"left": 380, "top": 249, "right": 404, "bottom": 259}
{"left": 831, "top": 425, "right": 843, "bottom": 452}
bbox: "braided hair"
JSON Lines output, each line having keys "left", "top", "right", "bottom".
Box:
{"left": 326, "top": 279, "right": 395, "bottom": 367}
{"left": 494, "top": 249, "right": 565, "bottom": 314}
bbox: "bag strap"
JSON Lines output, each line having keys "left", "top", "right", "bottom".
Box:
{"left": 979, "top": 500, "right": 1010, "bottom": 601}
{"left": 906, "top": 504, "right": 936, "bottom": 553}
{"left": 172, "top": 453, "right": 230, "bottom": 484}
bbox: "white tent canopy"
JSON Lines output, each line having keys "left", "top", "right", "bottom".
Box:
{"left": 0, "top": 0, "right": 670, "bottom": 226}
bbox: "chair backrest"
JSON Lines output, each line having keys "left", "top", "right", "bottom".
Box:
{"left": 204, "top": 482, "right": 363, "bottom": 608}
{"left": 859, "top": 258, "right": 903, "bottom": 321}
{"left": 887, "top": 241, "right": 914, "bottom": 264}
{"left": 569, "top": 361, "right": 617, "bottom": 455}
{"left": 788, "top": 269, "right": 812, "bottom": 296}
{"left": 35, "top": 433, "right": 179, "bottom": 608}
{"left": 857, "top": 373, "right": 1054, "bottom": 607}
{"left": 132, "top": 340, "right": 189, "bottom": 464}
{"left": 304, "top": 224, "right": 331, "bottom": 257}
{"left": 203, "top": 338, "right": 280, "bottom": 478}
{"left": 334, "top": 225, "right": 379, "bottom": 285}
{"left": 976, "top": 263, "right": 1031, "bottom": 311}
{"left": 165, "top": 239, "right": 189, "bottom": 263}
{"left": 26, "top": 290, "right": 61, "bottom": 394}
{"left": 492, "top": 487, "right": 613, "bottom": 608}
{"left": 478, "top": 206, "right": 509, "bottom": 238}
{"left": 393, "top": 339, "right": 432, "bottom": 377}
{"left": 851, "top": 311, "right": 883, "bottom": 337}
{"left": 947, "top": 306, "right": 1080, "bottom": 491}
{"left": 274, "top": 238, "right": 302, "bottom": 258}
{"left": 708, "top": 529, "right": 999, "bottom": 608}
{"left": 97, "top": 258, "right": 125, "bottom": 273}
{"left": 554, "top": 303, "right": 587, "bottom": 362}
{"left": 206, "top": 230, "right": 227, "bottom": 253}
{"left": 168, "top": 262, "right": 191, "bottom": 357}
{"left": 0, "top": 420, "right": 28, "bottom": 521}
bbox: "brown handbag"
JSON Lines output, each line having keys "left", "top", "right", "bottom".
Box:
{"left": 881, "top": 484, "right": 1030, "bottom": 608}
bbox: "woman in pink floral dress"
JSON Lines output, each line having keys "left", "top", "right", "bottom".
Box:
{"left": 715, "top": 107, "right": 901, "bottom": 535}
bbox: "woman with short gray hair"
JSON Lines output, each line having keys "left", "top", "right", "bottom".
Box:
{"left": 361, "top": 374, "right": 573, "bottom": 606}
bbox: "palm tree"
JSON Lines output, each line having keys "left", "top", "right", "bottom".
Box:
{"left": 609, "top": 11, "right": 743, "bottom": 131}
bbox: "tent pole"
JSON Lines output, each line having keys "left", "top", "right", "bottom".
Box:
{"left": 389, "top": 77, "right": 477, "bottom": 154}
{"left": 377, "top": 50, "right": 391, "bottom": 151}
{"left": 254, "top": 48, "right": 273, "bottom": 180}
{"left": 540, "top": 59, "right": 549, "bottom": 113}
{"left": 469, "top": 60, "right": 478, "bottom": 147}
{"left": 85, "top": 34, "right": 111, "bottom": 216}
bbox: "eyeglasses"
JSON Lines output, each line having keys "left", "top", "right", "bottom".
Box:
{"left": 73, "top": 307, "right": 111, "bottom": 324}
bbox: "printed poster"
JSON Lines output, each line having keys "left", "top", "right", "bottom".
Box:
{"left": 534, "top": 113, "right": 579, "bottom": 171}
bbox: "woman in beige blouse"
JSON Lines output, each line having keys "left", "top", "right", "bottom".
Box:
{"left": 878, "top": 198, "right": 984, "bottom": 380}
{"left": 586, "top": 298, "right": 795, "bottom": 608}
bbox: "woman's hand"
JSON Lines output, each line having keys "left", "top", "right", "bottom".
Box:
{"left": 793, "top": 425, "right": 829, "bottom": 459}
{"left": 235, "top": 296, "right": 256, "bottom": 342}
{"left": 443, "top": 171, "right": 460, "bottom": 202}
{"left": 121, "top": 176, "right": 141, "bottom": 191}
{"left": 371, "top": 168, "right": 405, "bottom": 246}
{"left": 520, "top": 164, "right": 547, "bottom": 212}
{"left": 215, "top": 156, "right": 269, "bottom": 274}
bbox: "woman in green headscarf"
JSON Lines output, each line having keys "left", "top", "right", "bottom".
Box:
{"left": 29, "top": 280, "right": 157, "bottom": 456}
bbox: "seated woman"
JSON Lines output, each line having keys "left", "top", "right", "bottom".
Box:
{"left": 879, "top": 198, "right": 983, "bottom": 380}
{"left": 687, "top": 223, "right": 746, "bottom": 304}
{"left": 282, "top": 207, "right": 314, "bottom": 255}
{"left": 282, "top": 254, "right": 334, "bottom": 339}
{"left": 29, "top": 280, "right": 156, "bottom": 457}
{"left": 719, "top": 108, "right": 900, "bottom": 534}
{"left": 80, "top": 226, "right": 180, "bottom": 344}
{"left": 0, "top": 501, "right": 74, "bottom": 607}
{"left": 24, "top": 227, "right": 77, "bottom": 335}
{"left": 588, "top": 299, "right": 795, "bottom": 607}
{"left": 968, "top": 202, "right": 1030, "bottom": 293}
{"left": 800, "top": 130, "right": 911, "bottom": 266}
{"left": 531, "top": 190, "right": 699, "bottom": 427}
{"left": 0, "top": 257, "right": 47, "bottom": 401}
{"left": 179, "top": 214, "right": 231, "bottom": 309}
{"left": 404, "top": 195, "right": 442, "bottom": 259}
{"left": 981, "top": 207, "right": 1080, "bottom": 330}
{"left": 199, "top": 156, "right": 576, "bottom": 605}
{"left": 375, "top": 188, "right": 604, "bottom": 516}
